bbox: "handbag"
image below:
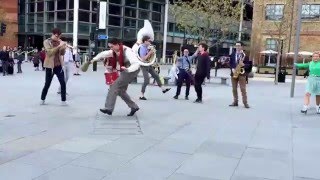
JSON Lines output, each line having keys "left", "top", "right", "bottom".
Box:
{"left": 104, "top": 71, "right": 119, "bottom": 85}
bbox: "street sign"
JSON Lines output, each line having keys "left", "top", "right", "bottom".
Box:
{"left": 98, "top": 35, "right": 108, "bottom": 40}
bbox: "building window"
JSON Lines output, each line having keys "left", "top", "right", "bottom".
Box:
{"left": 27, "top": 24, "right": 35, "bottom": 32}
{"left": 110, "top": 0, "right": 121, "bottom": 5}
{"left": 78, "top": 22, "right": 90, "bottom": 34}
{"left": 168, "top": 23, "right": 174, "bottom": 32}
{"left": 124, "top": 18, "right": 136, "bottom": 28}
{"left": 109, "top": 5, "right": 121, "bottom": 15}
{"left": 37, "top": 1, "right": 44, "bottom": 12}
{"left": 109, "top": 16, "right": 121, "bottom": 26}
{"left": 152, "top": 3, "right": 162, "bottom": 12}
{"left": 27, "top": 3, "right": 35, "bottom": 13}
{"left": 36, "top": 24, "right": 43, "bottom": 33}
{"left": 265, "top": 39, "right": 277, "bottom": 50}
{"left": 46, "top": 12, "right": 55, "bottom": 22}
{"left": 139, "top": 0, "right": 150, "bottom": 10}
{"left": 69, "top": 0, "right": 74, "bottom": 9}
{"left": 125, "top": 8, "right": 136, "bottom": 18}
{"left": 302, "top": 4, "right": 320, "bottom": 20}
{"left": 125, "top": 0, "right": 137, "bottom": 7}
{"left": 57, "top": 0, "right": 66, "bottom": 10}
{"left": 46, "top": 1, "right": 55, "bottom": 11}
{"left": 152, "top": 22, "right": 161, "bottom": 31}
{"left": 79, "top": 0, "right": 90, "bottom": 10}
{"left": 57, "top": 11, "right": 66, "bottom": 21}
{"left": 152, "top": 12, "right": 161, "bottom": 22}
{"left": 37, "top": 13, "right": 44, "bottom": 22}
{"left": 265, "top": 4, "right": 284, "bottom": 20}
{"left": 56, "top": 23, "right": 66, "bottom": 33}
{"left": 68, "top": 11, "right": 74, "bottom": 21}
{"left": 79, "top": 11, "right": 90, "bottom": 22}
{"left": 92, "top": 13, "right": 97, "bottom": 23}
{"left": 108, "top": 27, "right": 122, "bottom": 38}
{"left": 27, "top": 14, "right": 35, "bottom": 23}
{"left": 123, "top": 28, "right": 136, "bottom": 39}
{"left": 139, "top": 10, "right": 149, "bottom": 19}
{"left": 46, "top": 23, "right": 54, "bottom": 33}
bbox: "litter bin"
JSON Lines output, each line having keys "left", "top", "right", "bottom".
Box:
{"left": 278, "top": 67, "right": 286, "bottom": 83}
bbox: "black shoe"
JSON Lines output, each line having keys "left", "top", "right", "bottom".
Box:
{"left": 127, "top": 108, "right": 139, "bottom": 116}
{"left": 229, "top": 102, "right": 238, "bottom": 107}
{"left": 194, "top": 99, "right": 202, "bottom": 103}
{"left": 139, "top": 97, "right": 147, "bottom": 100}
{"left": 185, "top": 96, "right": 189, "bottom": 100}
{"left": 244, "top": 104, "right": 250, "bottom": 108}
{"left": 173, "top": 95, "right": 178, "bottom": 99}
{"left": 162, "top": 88, "right": 171, "bottom": 94}
{"left": 100, "top": 108, "right": 112, "bottom": 115}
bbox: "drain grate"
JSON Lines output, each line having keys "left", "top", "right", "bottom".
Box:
{"left": 92, "top": 113, "right": 142, "bottom": 135}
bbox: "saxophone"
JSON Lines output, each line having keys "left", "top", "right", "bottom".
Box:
{"left": 172, "top": 50, "right": 178, "bottom": 64}
{"left": 233, "top": 51, "right": 246, "bottom": 79}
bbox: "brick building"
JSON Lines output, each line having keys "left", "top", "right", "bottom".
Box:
{"left": 0, "top": 0, "right": 18, "bottom": 48}
{"left": 250, "top": 0, "right": 320, "bottom": 67}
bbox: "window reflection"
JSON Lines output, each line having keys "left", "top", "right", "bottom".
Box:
{"left": 125, "top": 8, "right": 136, "bottom": 18}
{"left": 46, "top": 1, "right": 54, "bottom": 11}
{"left": 139, "top": 10, "right": 149, "bottom": 19}
{"left": 109, "top": 5, "right": 121, "bottom": 15}
{"left": 57, "top": 12, "right": 66, "bottom": 21}
{"left": 109, "top": 16, "right": 121, "bottom": 26}
{"left": 57, "top": 0, "right": 66, "bottom": 10}
{"left": 125, "top": 0, "right": 137, "bottom": 7}
{"left": 108, "top": 27, "right": 122, "bottom": 38}
{"left": 139, "top": 0, "right": 150, "bottom": 10}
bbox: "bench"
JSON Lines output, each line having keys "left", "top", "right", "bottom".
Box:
{"left": 214, "top": 76, "right": 230, "bottom": 85}
{"left": 163, "top": 76, "right": 171, "bottom": 85}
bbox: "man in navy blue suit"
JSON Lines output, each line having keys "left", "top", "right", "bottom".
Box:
{"left": 229, "top": 42, "right": 251, "bottom": 108}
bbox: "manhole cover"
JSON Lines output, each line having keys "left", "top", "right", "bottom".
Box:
{"left": 4, "top": 115, "right": 15, "bottom": 118}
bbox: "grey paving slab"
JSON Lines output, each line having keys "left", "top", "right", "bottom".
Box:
{"left": 129, "top": 149, "right": 190, "bottom": 170}
{"left": 70, "top": 151, "right": 131, "bottom": 172}
{"left": 49, "top": 137, "right": 112, "bottom": 153}
{"left": 152, "top": 137, "right": 205, "bottom": 154}
{"left": 294, "top": 177, "right": 320, "bottom": 180}
{"left": 96, "top": 136, "right": 159, "bottom": 158}
{"left": 231, "top": 175, "right": 274, "bottom": 180}
{"left": 0, "top": 161, "right": 47, "bottom": 180}
{"left": 196, "top": 140, "right": 246, "bottom": 159}
{"left": 13, "top": 149, "right": 82, "bottom": 171}
{"left": 102, "top": 163, "right": 175, "bottom": 180}
{"left": 234, "top": 148, "right": 292, "bottom": 180}
{"left": 167, "top": 173, "right": 219, "bottom": 180}
{"left": 34, "top": 164, "right": 108, "bottom": 180}
{"left": 176, "top": 153, "right": 239, "bottom": 180}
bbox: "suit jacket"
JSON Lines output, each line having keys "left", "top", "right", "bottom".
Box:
{"left": 43, "top": 38, "right": 66, "bottom": 68}
{"left": 229, "top": 51, "right": 252, "bottom": 74}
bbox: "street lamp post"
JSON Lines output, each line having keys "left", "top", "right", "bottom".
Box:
{"left": 72, "top": 0, "right": 79, "bottom": 55}
{"left": 93, "top": 0, "right": 100, "bottom": 72}
{"left": 290, "top": 0, "right": 303, "bottom": 97}
{"left": 162, "top": 0, "right": 169, "bottom": 64}
{"left": 238, "top": 0, "right": 244, "bottom": 41}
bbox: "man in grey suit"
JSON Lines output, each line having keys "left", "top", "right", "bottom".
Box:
{"left": 91, "top": 38, "right": 142, "bottom": 116}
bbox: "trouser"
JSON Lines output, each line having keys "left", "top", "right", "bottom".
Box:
{"left": 175, "top": 69, "right": 191, "bottom": 97}
{"left": 1, "top": 60, "right": 7, "bottom": 75}
{"left": 41, "top": 59, "right": 44, "bottom": 70}
{"left": 17, "top": 62, "right": 22, "bottom": 73}
{"left": 231, "top": 75, "right": 248, "bottom": 104}
{"left": 194, "top": 74, "right": 206, "bottom": 100}
{"left": 105, "top": 70, "right": 140, "bottom": 112}
{"left": 141, "top": 66, "right": 162, "bottom": 93}
{"left": 41, "top": 66, "right": 66, "bottom": 101}
{"left": 58, "top": 62, "right": 72, "bottom": 92}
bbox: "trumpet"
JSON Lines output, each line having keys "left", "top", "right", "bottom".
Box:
{"left": 233, "top": 51, "right": 246, "bottom": 79}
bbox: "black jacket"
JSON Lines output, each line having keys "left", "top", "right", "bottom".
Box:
{"left": 195, "top": 53, "right": 211, "bottom": 78}
{"left": 0, "top": 51, "right": 9, "bottom": 62}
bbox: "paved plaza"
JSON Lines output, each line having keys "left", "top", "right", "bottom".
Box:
{"left": 0, "top": 63, "right": 319, "bottom": 180}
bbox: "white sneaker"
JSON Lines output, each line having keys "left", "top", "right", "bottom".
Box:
{"left": 61, "top": 101, "right": 68, "bottom": 106}
{"left": 40, "top": 100, "right": 46, "bottom": 105}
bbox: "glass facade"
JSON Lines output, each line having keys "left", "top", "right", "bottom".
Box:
{"left": 19, "top": 0, "right": 165, "bottom": 51}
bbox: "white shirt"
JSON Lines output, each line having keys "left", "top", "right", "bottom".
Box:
{"left": 64, "top": 48, "right": 74, "bottom": 63}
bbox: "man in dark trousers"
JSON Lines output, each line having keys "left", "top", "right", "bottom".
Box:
{"left": 229, "top": 41, "right": 250, "bottom": 108}
{"left": 194, "top": 43, "right": 211, "bottom": 103}
{"left": 0, "top": 46, "right": 9, "bottom": 76}
{"left": 173, "top": 48, "right": 198, "bottom": 100}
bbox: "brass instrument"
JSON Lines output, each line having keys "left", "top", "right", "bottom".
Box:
{"left": 145, "top": 45, "right": 156, "bottom": 63}
{"left": 233, "top": 51, "right": 246, "bottom": 79}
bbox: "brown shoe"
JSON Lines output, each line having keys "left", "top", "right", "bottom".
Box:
{"left": 244, "top": 104, "right": 250, "bottom": 108}
{"left": 229, "top": 102, "right": 238, "bottom": 107}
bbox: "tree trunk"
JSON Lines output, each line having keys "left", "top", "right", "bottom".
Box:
{"left": 275, "top": 52, "right": 281, "bottom": 85}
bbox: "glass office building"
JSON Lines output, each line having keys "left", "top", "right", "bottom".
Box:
{"left": 18, "top": 0, "right": 166, "bottom": 52}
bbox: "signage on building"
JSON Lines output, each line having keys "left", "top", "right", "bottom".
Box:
{"left": 99, "top": 1, "right": 107, "bottom": 29}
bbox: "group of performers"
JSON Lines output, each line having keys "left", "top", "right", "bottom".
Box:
{"left": 39, "top": 21, "right": 252, "bottom": 117}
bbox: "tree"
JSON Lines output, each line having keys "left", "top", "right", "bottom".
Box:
{"left": 263, "top": 0, "right": 295, "bottom": 85}
{"left": 170, "top": 0, "right": 242, "bottom": 48}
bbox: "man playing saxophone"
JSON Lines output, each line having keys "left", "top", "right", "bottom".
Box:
{"left": 229, "top": 41, "right": 250, "bottom": 108}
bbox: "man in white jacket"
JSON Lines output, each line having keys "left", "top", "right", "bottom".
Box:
{"left": 90, "top": 38, "right": 146, "bottom": 116}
